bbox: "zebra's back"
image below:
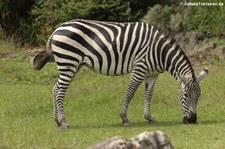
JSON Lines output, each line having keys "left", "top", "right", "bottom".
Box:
{"left": 51, "top": 19, "right": 153, "bottom": 75}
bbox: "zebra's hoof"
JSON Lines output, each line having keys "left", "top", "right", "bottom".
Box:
{"left": 120, "top": 116, "right": 130, "bottom": 126}
{"left": 148, "top": 120, "right": 156, "bottom": 124}
{"left": 59, "top": 122, "right": 70, "bottom": 129}
{"left": 147, "top": 118, "right": 156, "bottom": 124}
{"left": 144, "top": 115, "right": 156, "bottom": 124}
{"left": 122, "top": 122, "right": 131, "bottom": 126}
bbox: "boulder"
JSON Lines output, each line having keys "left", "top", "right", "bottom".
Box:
{"left": 210, "top": 45, "right": 225, "bottom": 60}
{"left": 174, "top": 31, "right": 199, "bottom": 51}
{"left": 86, "top": 131, "right": 173, "bottom": 149}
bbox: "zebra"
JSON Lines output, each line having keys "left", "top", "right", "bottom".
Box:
{"left": 32, "top": 19, "right": 208, "bottom": 128}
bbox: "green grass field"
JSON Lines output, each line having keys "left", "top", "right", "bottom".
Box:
{"left": 0, "top": 49, "right": 225, "bottom": 148}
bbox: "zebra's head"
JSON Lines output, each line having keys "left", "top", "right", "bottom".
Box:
{"left": 179, "top": 68, "right": 208, "bottom": 124}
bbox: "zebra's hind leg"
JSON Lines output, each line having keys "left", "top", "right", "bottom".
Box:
{"left": 53, "top": 87, "right": 59, "bottom": 126}
{"left": 120, "top": 68, "right": 145, "bottom": 126}
{"left": 144, "top": 75, "right": 158, "bottom": 124}
{"left": 53, "top": 67, "right": 76, "bottom": 129}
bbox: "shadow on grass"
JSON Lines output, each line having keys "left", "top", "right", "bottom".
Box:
{"left": 69, "top": 119, "right": 225, "bottom": 129}
{"left": 70, "top": 120, "right": 183, "bottom": 129}
{"left": 198, "top": 119, "right": 225, "bottom": 125}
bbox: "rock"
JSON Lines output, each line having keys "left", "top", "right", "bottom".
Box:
{"left": 86, "top": 136, "right": 134, "bottom": 149}
{"left": 131, "top": 131, "right": 174, "bottom": 149}
{"left": 210, "top": 46, "right": 225, "bottom": 60}
{"left": 173, "top": 31, "right": 225, "bottom": 65}
{"left": 86, "top": 131, "right": 174, "bottom": 149}
{"left": 219, "top": 33, "right": 225, "bottom": 39}
{"left": 174, "top": 31, "right": 217, "bottom": 52}
{"left": 174, "top": 31, "right": 199, "bottom": 51}
{"left": 193, "top": 42, "right": 217, "bottom": 52}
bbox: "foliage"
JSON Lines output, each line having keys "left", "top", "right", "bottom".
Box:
{"left": 30, "top": 0, "right": 165, "bottom": 44}
{"left": 1, "top": 0, "right": 166, "bottom": 45}
{"left": 142, "top": 5, "right": 174, "bottom": 32}
{"left": 184, "top": 0, "right": 225, "bottom": 35}
{"left": 31, "top": 0, "right": 135, "bottom": 42}
{"left": 0, "top": 0, "right": 37, "bottom": 44}
{"left": 142, "top": 1, "right": 225, "bottom": 35}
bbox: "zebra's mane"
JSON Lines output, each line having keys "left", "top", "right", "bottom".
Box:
{"left": 163, "top": 32, "right": 196, "bottom": 79}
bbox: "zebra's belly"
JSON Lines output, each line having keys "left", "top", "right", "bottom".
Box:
{"left": 83, "top": 58, "right": 132, "bottom": 76}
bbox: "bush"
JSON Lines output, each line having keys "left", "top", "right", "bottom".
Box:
{"left": 0, "top": 0, "right": 37, "bottom": 44}
{"left": 142, "top": 5, "right": 174, "bottom": 32}
{"left": 142, "top": 4, "right": 192, "bottom": 33}
{"left": 142, "top": 1, "right": 225, "bottom": 35}
{"left": 184, "top": 0, "right": 225, "bottom": 35}
{"left": 31, "top": 0, "right": 155, "bottom": 44}
{"left": 1, "top": 0, "right": 157, "bottom": 45}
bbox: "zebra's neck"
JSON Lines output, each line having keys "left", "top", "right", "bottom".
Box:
{"left": 167, "top": 47, "right": 195, "bottom": 81}
{"left": 159, "top": 35, "right": 195, "bottom": 81}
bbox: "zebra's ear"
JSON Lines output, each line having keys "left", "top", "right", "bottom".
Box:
{"left": 197, "top": 67, "right": 208, "bottom": 82}
{"left": 179, "top": 76, "right": 190, "bottom": 84}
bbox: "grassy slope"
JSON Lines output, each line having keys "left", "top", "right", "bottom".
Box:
{"left": 0, "top": 47, "right": 225, "bottom": 148}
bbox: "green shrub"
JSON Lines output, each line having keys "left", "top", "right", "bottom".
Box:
{"left": 0, "top": 0, "right": 36, "bottom": 44}
{"left": 184, "top": 0, "right": 225, "bottom": 35}
{"left": 170, "top": 6, "right": 191, "bottom": 32}
{"left": 142, "top": 5, "right": 174, "bottom": 32}
{"left": 1, "top": 0, "right": 157, "bottom": 45}
{"left": 142, "top": 1, "right": 225, "bottom": 35}
{"left": 30, "top": 0, "right": 153, "bottom": 44}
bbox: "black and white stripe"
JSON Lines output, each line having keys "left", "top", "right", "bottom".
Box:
{"left": 33, "top": 19, "right": 207, "bottom": 128}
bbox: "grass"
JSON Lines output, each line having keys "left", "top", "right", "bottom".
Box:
{"left": 0, "top": 46, "right": 225, "bottom": 148}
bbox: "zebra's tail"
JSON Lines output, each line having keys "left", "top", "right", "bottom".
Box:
{"left": 32, "top": 34, "right": 54, "bottom": 70}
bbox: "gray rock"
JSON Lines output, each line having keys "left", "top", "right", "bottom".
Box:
{"left": 87, "top": 131, "right": 173, "bottom": 149}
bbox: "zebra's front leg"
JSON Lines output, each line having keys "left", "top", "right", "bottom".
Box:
{"left": 144, "top": 75, "right": 158, "bottom": 124}
{"left": 120, "top": 69, "right": 145, "bottom": 126}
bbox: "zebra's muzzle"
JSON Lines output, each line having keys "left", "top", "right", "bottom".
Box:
{"left": 183, "top": 111, "right": 197, "bottom": 124}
